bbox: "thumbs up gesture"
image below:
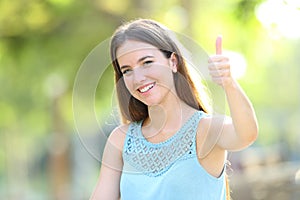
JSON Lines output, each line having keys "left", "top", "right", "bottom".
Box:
{"left": 208, "top": 36, "right": 233, "bottom": 88}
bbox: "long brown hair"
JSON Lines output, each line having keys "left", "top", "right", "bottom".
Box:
{"left": 110, "top": 19, "right": 208, "bottom": 124}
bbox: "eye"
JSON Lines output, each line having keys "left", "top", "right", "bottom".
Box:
{"left": 121, "top": 68, "right": 132, "bottom": 75}
{"left": 143, "top": 60, "right": 153, "bottom": 66}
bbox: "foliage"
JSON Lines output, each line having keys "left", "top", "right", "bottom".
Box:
{"left": 1, "top": 0, "right": 299, "bottom": 199}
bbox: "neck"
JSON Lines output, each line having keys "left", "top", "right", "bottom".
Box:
{"left": 144, "top": 98, "right": 192, "bottom": 133}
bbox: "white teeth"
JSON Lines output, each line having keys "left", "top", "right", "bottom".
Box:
{"left": 139, "top": 83, "right": 154, "bottom": 93}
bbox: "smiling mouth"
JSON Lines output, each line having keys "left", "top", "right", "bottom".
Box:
{"left": 138, "top": 83, "right": 155, "bottom": 93}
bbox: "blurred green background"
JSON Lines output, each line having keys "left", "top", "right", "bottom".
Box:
{"left": 1, "top": 0, "right": 300, "bottom": 199}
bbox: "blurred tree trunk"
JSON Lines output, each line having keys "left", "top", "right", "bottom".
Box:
{"left": 180, "top": 0, "right": 193, "bottom": 36}
{"left": 48, "top": 94, "right": 70, "bottom": 200}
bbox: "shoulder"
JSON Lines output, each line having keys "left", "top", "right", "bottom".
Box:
{"left": 196, "top": 113, "right": 229, "bottom": 157}
{"left": 101, "top": 124, "right": 130, "bottom": 169}
{"left": 107, "top": 124, "right": 130, "bottom": 151}
{"left": 198, "top": 113, "right": 231, "bottom": 136}
{"left": 100, "top": 124, "right": 130, "bottom": 174}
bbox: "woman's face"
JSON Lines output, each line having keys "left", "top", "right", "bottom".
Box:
{"left": 116, "top": 40, "right": 178, "bottom": 106}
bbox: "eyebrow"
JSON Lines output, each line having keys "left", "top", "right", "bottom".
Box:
{"left": 120, "top": 55, "right": 154, "bottom": 70}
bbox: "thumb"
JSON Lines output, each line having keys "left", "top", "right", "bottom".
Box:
{"left": 216, "top": 35, "right": 222, "bottom": 55}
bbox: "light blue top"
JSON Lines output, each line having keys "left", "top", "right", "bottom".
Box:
{"left": 120, "top": 111, "right": 226, "bottom": 200}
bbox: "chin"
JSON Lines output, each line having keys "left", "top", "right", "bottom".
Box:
{"left": 146, "top": 99, "right": 166, "bottom": 107}
{"left": 139, "top": 97, "right": 161, "bottom": 107}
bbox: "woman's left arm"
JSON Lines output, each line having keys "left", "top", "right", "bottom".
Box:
{"left": 208, "top": 36, "right": 258, "bottom": 151}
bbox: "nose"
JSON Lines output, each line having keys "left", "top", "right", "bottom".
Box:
{"left": 133, "top": 67, "right": 146, "bottom": 84}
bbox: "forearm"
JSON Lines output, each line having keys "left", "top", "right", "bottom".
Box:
{"left": 224, "top": 79, "right": 258, "bottom": 144}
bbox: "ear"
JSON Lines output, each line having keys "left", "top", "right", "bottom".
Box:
{"left": 169, "top": 53, "right": 178, "bottom": 73}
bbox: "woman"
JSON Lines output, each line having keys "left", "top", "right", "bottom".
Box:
{"left": 91, "top": 19, "right": 258, "bottom": 200}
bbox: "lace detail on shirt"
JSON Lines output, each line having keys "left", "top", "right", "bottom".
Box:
{"left": 123, "top": 111, "right": 204, "bottom": 177}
